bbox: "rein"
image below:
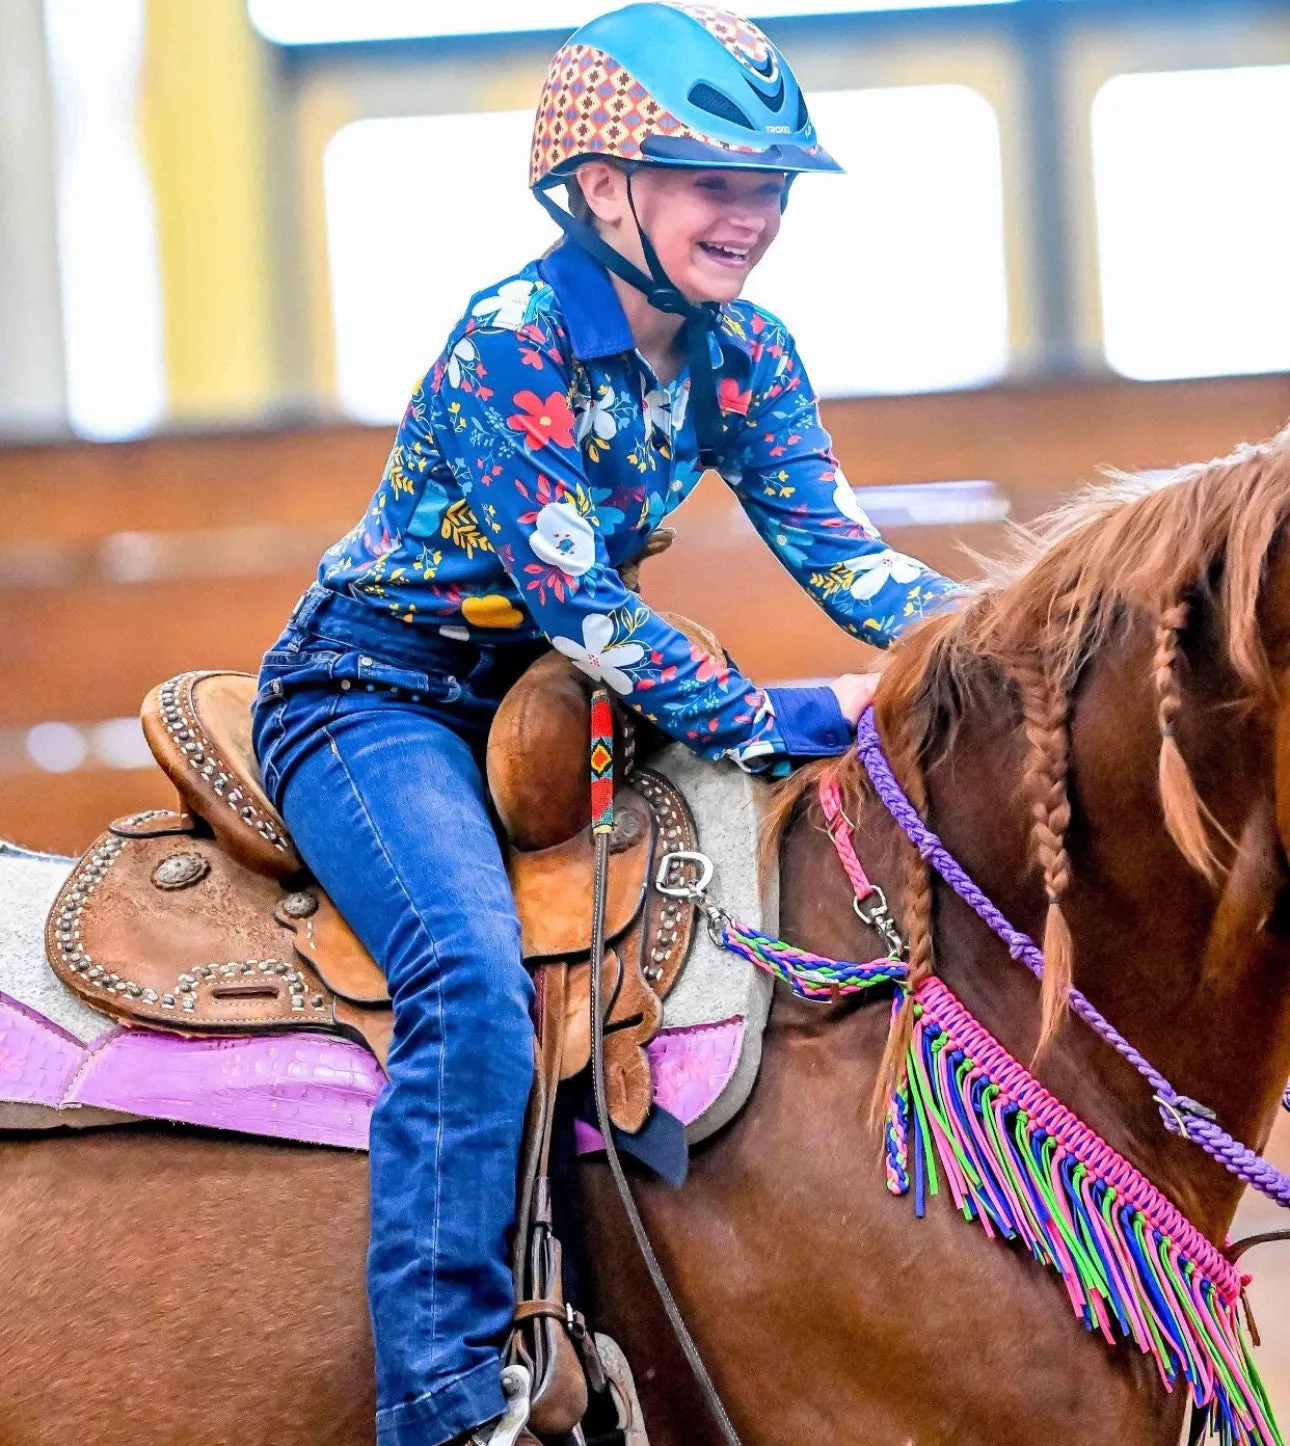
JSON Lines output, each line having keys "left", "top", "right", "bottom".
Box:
{"left": 809, "top": 706, "right": 1282, "bottom": 1446}
{"left": 585, "top": 690, "right": 746, "bottom": 1446}
{"left": 669, "top": 707, "right": 1285, "bottom": 1444}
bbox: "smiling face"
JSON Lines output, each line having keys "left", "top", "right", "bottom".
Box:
{"left": 574, "top": 162, "right": 787, "bottom": 305}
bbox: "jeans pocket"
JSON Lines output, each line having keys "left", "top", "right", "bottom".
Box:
{"left": 255, "top": 643, "right": 343, "bottom": 705}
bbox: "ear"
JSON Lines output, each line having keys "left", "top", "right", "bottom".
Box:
{"left": 574, "top": 161, "right": 627, "bottom": 225}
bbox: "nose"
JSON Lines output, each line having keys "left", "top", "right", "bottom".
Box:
{"left": 724, "top": 193, "right": 777, "bottom": 236}
{"left": 727, "top": 203, "right": 767, "bottom": 235}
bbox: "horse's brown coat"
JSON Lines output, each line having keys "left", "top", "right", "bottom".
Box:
{"left": 4, "top": 435, "right": 1290, "bottom": 1444}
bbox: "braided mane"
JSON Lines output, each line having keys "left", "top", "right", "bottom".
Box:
{"left": 767, "top": 424, "right": 1290, "bottom": 1080}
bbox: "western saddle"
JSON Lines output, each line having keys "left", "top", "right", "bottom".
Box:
{"left": 44, "top": 593, "right": 723, "bottom": 1443}
{"left": 45, "top": 655, "right": 703, "bottom": 1113}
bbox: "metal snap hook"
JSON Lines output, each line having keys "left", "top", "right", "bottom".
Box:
{"left": 853, "top": 885, "right": 906, "bottom": 960}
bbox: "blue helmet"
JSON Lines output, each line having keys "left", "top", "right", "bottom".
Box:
{"left": 530, "top": 2, "right": 841, "bottom": 188}
{"left": 531, "top": 5, "right": 841, "bottom": 470}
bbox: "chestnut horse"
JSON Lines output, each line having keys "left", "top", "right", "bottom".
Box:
{"left": 2, "top": 432, "right": 1290, "bottom": 1445}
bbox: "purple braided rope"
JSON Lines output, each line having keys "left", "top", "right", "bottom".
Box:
{"left": 855, "top": 707, "right": 1290, "bottom": 1210}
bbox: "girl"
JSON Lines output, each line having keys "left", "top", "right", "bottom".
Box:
{"left": 252, "top": 5, "right": 954, "bottom": 1444}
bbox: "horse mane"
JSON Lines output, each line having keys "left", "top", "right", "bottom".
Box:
{"left": 765, "top": 424, "right": 1290, "bottom": 1086}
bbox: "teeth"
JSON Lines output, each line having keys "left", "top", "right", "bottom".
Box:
{"left": 703, "top": 243, "right": 748, "bottom": 260}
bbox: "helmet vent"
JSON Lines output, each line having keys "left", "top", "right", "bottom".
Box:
{"left": 686, "top": 82, "right": 755, "bottom": 131}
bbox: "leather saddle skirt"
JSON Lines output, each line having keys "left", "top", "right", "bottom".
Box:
{"left": 46, "top": 806, "right": 397, "bottom": 1064}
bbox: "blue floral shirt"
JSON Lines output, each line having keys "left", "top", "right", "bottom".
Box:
{"left": 319, "top": 241, "right": 954, "bottom": 770}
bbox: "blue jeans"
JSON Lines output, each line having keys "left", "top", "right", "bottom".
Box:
{"left": 252, "top": 584, "right": 546, "bottom": 1446}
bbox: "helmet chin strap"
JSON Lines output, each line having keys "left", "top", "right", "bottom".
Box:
{"left": 533, "top": 173, "right": 725, "bottom": 469}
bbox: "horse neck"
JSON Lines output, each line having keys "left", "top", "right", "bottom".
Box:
{"left": 917, "top": 622, "right": 1290, "bottom": 1240}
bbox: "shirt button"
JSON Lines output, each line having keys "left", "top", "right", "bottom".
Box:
{"left": 365, "top": 683, "right": 376, "bottom": 692}
{"left": 411, "top": 693, "right": 421, "bottom": 702}
{"left": 359, "top": 655, "right": 373, "bottom": 666}
{"left": 340, "top": 680, "right": 352, "bottom": 691}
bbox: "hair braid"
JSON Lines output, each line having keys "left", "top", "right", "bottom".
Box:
{"left": 1009, "top": 654, "right": 1074, "bottom": 1055}
{"left": 1154, "top": 599, "right": 1222, "bottom": 882}
{"left": 869, "top": 705, "right": 934, "bottom": 1126}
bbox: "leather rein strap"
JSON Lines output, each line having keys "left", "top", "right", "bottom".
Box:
{"left": 586, "top": 688, "right": 744, "bottom": 1446}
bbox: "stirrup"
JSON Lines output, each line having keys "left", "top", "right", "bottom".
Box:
{"left": 592, "top": 1335, "right": 649, "bottom": 1446}
{"left": 477, "top": 1364, "right": 532, "bottom": 1446}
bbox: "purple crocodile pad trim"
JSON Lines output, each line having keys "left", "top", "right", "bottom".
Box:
{"left": 1, "top": 993, "right": 742, "bottom": 1156}
{"left": 0, "top": 993, "right": 383, "bottom": 1149}
{"left": 0, "top": 989, "right": 104, "bottom": 1047}
{"left": 577, "top": 1017, "right": 747, "bottom": 1153}
{"left": 68, "top": 1030, "right": 384, "bottom": 1150}
{"left": 575, "top": 1119, "right": 605, "bottom": 1154}
{"left": 648, "top": 1018, "right": 745, "bottom": 1124}
{"left": 0, "top": 994, "right": 87, "bottom": 1106}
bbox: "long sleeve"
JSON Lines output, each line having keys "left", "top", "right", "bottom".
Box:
{"left": 427, "top": 285, "right": 810, "bottom": 771}
{"left": 720, "top": 311, "right": 958, "bottom": 649}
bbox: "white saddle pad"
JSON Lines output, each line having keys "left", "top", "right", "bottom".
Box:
{"left": 649, "top": 744, "right": 775, "bottom": 1144}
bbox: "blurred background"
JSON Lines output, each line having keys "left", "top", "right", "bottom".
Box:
{"left": 4, "top": 0, "right": 1290, "bottom": 852}
{"left": 2, "top": 0, "right": 1290, "bottom": 1425}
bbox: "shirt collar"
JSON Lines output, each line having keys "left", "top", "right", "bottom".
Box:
{"left": 537, "top": 241, "right": 635, "bottom": 361}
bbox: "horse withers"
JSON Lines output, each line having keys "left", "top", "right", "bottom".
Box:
{"left": 3, "top": 432, "right": 1290, "bottom": 1444}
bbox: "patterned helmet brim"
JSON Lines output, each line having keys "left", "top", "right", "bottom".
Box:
{"left": 529, "top": 7, "right": 842, "bottom": 190}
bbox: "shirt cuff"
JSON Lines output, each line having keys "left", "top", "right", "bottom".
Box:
{"left": 765, "top": 685, "right": 855, "bottom": 758}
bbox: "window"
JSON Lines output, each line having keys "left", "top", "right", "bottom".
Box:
{"left": 44, "top": 0, "right": 166, "bottom": 439}
{"left": 1092, "top": 64, "right": 1290, "bottom": 381}
{"left": 324, "top": 85, "right": 1009, "bottom": 420}
{"left": 750, "top": 85, "right": 1009, "bottom": 396}
{"left": 251, "top": 0, "right": 1018, "bottom": 47}
{"left": 323, "top": 110, "right": 557, "bottom": 423}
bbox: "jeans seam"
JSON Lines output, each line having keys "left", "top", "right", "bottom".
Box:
{"left": 262, "top": 698, "right": 287, "bottom": 799}
{"left": 319, "top": 716, "right": 448, "bottom": 1358}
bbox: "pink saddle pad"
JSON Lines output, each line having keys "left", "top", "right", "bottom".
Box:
{"left": 0, "top": 992, "right": 745, "bottom": 1151}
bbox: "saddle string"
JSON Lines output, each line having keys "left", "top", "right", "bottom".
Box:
{"left": 585, "top": 688, "right": 746, "bottom": 1446}
{"left": 852, "top": 706, "right": 1290, "bottom": 1210}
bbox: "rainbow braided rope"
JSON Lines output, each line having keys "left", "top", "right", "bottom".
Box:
{"left": 885, "top": 977, "right": 1278, "bottom": 1446}
{"left": 716, "top": 919, "right": 906, "bottom": 1003}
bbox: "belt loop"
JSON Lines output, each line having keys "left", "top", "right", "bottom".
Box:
{"left": 289, "top": 583, "right": 328, "bottom": 634}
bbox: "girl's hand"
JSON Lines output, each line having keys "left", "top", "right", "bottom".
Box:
{"left": 829, "top": 672, "right": 881, "bottom": 725}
